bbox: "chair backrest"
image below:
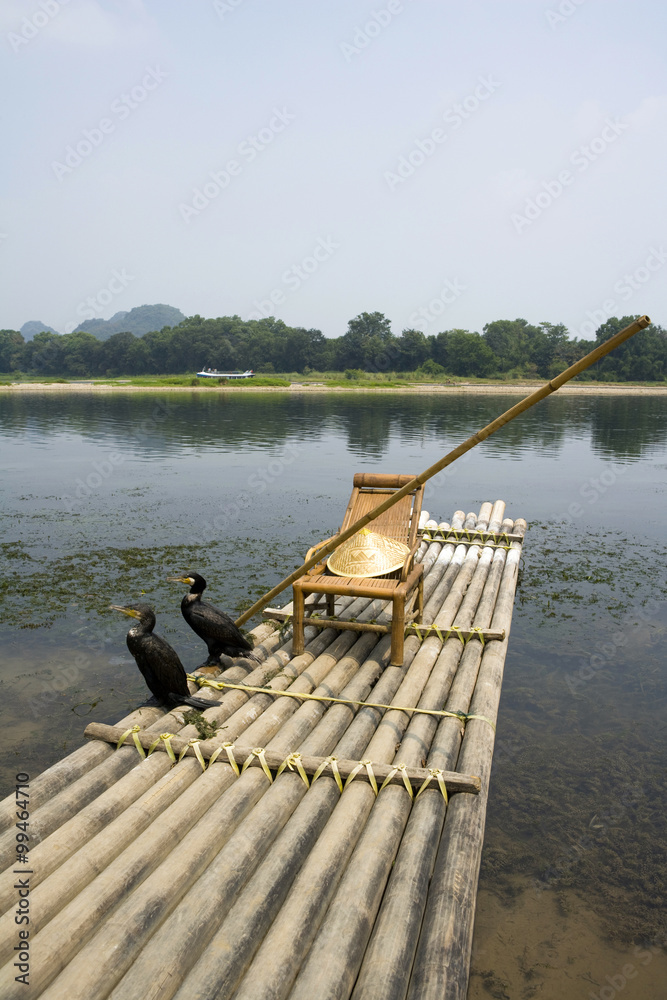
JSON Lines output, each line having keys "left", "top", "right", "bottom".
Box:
{"left": 340, "top": 473, "right": 424, "bottom": 548}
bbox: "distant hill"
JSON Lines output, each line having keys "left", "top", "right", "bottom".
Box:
{"left": 73, "top": 304, "right": 186, "bottom": 340}
{"left": 21, "top": 321, "right": 61, "bottom": 341}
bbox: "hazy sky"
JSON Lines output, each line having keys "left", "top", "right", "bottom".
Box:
{"left": 1, "top": 0, "right": 665, "bottom": 339}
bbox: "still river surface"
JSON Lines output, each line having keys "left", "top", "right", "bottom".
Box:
{"left": 1, "top": 389, "right": 666, "bottom": 998}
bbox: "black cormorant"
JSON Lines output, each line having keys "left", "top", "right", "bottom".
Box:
{"left": 110, "top": 603, "right": 212, "bottom": 710}
{"left": 169, "top": 573, "right": 258, "bottom": 664}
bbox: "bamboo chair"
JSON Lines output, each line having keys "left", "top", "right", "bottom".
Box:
{"left": 291, "top": 473, "right": 425, "bottom": 666}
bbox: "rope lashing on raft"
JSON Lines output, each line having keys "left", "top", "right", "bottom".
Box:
{"left": 111, "top": 730, "right": 459, "bottom": 801}
{"left": 411, "top": 624, "right": 487, "bottom": 645}
{"left": 185, "top": 675, "right": 496, "bottom": 730}
{"left": 420, "top": 528, "right": 513, "bottom": 548}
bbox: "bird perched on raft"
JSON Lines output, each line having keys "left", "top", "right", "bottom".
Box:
{"left": 110, "top": 603, "right": 212, "bottom": 710}
{"left": 169, "top": 572, "right": 259, "bottom": 665}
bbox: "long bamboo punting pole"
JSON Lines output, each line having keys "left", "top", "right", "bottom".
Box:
{"left": 236, "top": 315, "right": 649, "bottom": 627}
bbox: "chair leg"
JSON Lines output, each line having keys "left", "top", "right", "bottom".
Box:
{"left": 292, "top": 586, "right": 306, "bottom": 655}
{"left": 390, "top": 594, "right": 405, "bottom": 666}
{"left": 326, "top": 593, "right": 335, "bottom": 616}
{"left": 417, "top": 574, "right": 424, "bottom": 621}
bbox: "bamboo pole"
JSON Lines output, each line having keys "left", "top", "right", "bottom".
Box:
{"left": 112, "top": 633, "right": 409, "bottom": 1000}
{"left": 83, "top": 723, "right": 480, "bottom": 797}
{"left": 11, "top": 630, "right": 391, "bottom": 1000}
{"left": 236, "top": 315, "right": 649, "bottom": 627}
{"left": 0, "top": 627, "right": 350, "bottom": 986}
{"left": 136, "top": 616, "right": 444, "bottom": 1000}
{"left": 406, "top": 521, "right": 527, "bottom": 1000}
{"left": 225, "top": 522, "right": 499, "bottom": 1000}
{"left": 286, "top": 512, "right": 509, "bottom": 1000}
{"left": 351, "top": 517, "right": 519, "bottom": 1000}
{"left": 0, "top": 627, "right": 299, "bottom": 871}
{"left": 0, "top": 620, "right": 278, "bottom": 836}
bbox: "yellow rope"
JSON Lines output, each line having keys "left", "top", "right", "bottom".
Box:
{"left": 276, "top": 752, "right": 310, "bottom": 787}
{"left": 112, "top": 734, "right": 464, "bottom": 800}
{"left": 177, "top": 739, "right": 207, "bottom": 771}
{"left": 416, "top": 768, "right": 449, "bottom": 803}
{"left": 187, "top": 675, "right": 495, "bottom": 729}
{"left": 412, "top": 624, "right": 488, "bottom": 646}
{"left": 421, "top": 529, "right": 512, "bottom": 549}
{"left": 241, "top": 747, "right": 273, "bottom": 783}
{"left": 380, "top": 763, "right": 414, "bottom": 799}
{"left": 312, "top": 755, "right": 344, "bottom": 792}
{"left": 345, "top": 759, "right": 378, "bottom": 795}
{"left": 147, "top": 732, "right": 177, "bottom": 764}
{"left": 116, "top": 725, "right": 145, "bottom": 757}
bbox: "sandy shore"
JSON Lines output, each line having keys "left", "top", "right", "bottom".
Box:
{"left": 2, "top": 382, "right": 666, "bottom": 395}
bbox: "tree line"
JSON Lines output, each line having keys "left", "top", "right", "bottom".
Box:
{"left": 0, "top": 312, "right": 664, "bottom": 381}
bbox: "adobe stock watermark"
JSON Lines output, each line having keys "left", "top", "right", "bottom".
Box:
{"left": 384, "top": 76, "right": 501, "bottom": 191}
{"left": 63, "top": 268, "right": 135, "bottom": 333}
{"left": 569, "top": 247, "right": 665, "bottom": 339}
{"left": 407, "top": 278, "right": 467, "bottom": 332}
{"left": 7, "top": 0, "right": 71, "bottom": 54}
{"left": 188, "top": 442, "right": 305, "bottom": 543}
{"left": 179, "top": 107, "right": 296, "bottom": 224}
{"left": 339, "top": 0, "right": 413, "bottom": 63}
{"left": 587, "top": 933, "right": 667, "bottom": 1000}
{"left": 559, "top": 461, "right": 629, "bottom": 529}
{"left": 564, "top": 597, "right": 660, "bottom": 696}
{"left": 51, "top": 66, "right": 168, "bottom": 181}
{"left": 61, "top": 400, "right": 172, "bottom": 514}
{"left": 545, "top": 0, "right": 587, "bottom": 30}
{"left": 511, "top": 118, "right": 628, "bottom": 234}
{"left": 30, "top": 622, "right": 117, "bottom": 718}
{"left": 532, "top": 783, "right": 644, "bottom": 897}
{"left": 213, "top": 0, "right": 249, "bottom": 17}
{"left": 247, "top": 236, "right": 340, "bottom": 320}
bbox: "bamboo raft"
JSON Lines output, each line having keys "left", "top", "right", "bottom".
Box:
{"left": 0, "top": 500, "right": 525, "bottom": 1000}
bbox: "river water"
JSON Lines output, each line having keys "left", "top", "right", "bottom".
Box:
{"left": 1, "top": 389, "right": 666, "bottom": 998}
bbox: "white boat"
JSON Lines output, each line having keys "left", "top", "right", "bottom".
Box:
{"left": 196, "top": 369, "right": 255, "bottom": 379}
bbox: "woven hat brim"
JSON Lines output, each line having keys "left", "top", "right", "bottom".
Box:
{"left": 327, "top": 530, "right": 410, "bottom": 579}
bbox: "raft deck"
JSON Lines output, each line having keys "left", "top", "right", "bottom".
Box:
{"left": 0, "top": 500, "right": 525, "bottom": 1000}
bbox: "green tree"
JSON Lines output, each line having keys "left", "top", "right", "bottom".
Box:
{"left": 397, "top": 328, "right": 430, "bottom": 370}
{"left": 0, "top": 330, "right": 24, "bottom": 372}
{"left": 336, "top": 312, "right": 398, "bottom": 370}
{"left": 433, "top": 329, "right": 498, "bottom": 376}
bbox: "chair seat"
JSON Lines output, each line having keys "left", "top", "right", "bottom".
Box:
{"left": 291, "top": 473, "right": 425, "bottom": 666}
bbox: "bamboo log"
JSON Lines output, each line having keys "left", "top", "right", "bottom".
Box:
{"left": 406, "top": 520, "right": 527, "bottom": 1000}
{"left": 0, "top": 628, "right": 300, "bottom": 870}
{"left": 19, "top": 630, "right": 393, "bottom": 1000}
{"left": 261, "top": 612, "right": 502, "bottom": 643}
{"left": 236, "top": 315, "right": 648, "bottom": 628}
{"left": 146, "top": 634, "right": 434, "bottom": 1000}
{"left": 0, "top": 622, "right": 278, "bottom": 837}
{"left": 111, "top": 634, "right": 410, "bottom": 1000}
{"left": 226, "top": 606, "right": 466, "bottom": 1000}
{"left": 0, "top": 627, "right": 351, "bottom": 992}
{"left": 286, "top": 509, "right": 510, "bottom": 1000}
{"left": 82, "top": 723, "right": 480, "bottom": 794}
{"left": 350, "top": 517, "right": 517, "bottom": 1000}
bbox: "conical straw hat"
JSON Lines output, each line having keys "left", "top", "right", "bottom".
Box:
{"left": 327, "top": 528, "right": 410, "bottom": 578}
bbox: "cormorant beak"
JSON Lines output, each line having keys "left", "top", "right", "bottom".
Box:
{"left": 109, "top": 605, "right": 141, "bottom": 619}
{"left": 168, "top": 576, "right": 195, "bottom": 585}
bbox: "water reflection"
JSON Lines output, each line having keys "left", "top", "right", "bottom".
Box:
{"left": 1, "top": 391, "right": 666, "bottom": 461}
